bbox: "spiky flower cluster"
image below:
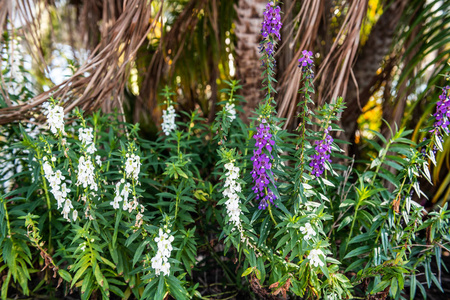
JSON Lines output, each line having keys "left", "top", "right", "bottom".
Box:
{"left": 79, "top": 127, "right": 96, "bottom": 154}
{"left": 151, "top": 227, "right": 174, "bottom": 276}
{"left": 162, "top": 105, "right": 177, "bottom": 135}
{"left": 43, "top": 158, "right": 76, "bottom": 222}
{"left": 125, "top": 153, "right": 141, "bottom": 181}
{"left": 223, "top": 161, "right": 242, "bottom": 229}
{"left": 43, "top": 102, "right": 65, "bottom": 135}
{"left": 261, "top": 2, "right": 282, "bottom": 40}
{"left": 300, "top": 222, "right": 317, "bottom": 240}
{"left": 298, "top": 50, "right": 314, "bottom": 78}
{"left": 7, "top": 38, "right": 25, "bottom": 96}
{"left": 225, "top": 103, "right": 237, "bottom": 122}
{"left": 251, "top": 119, "right": 277, "bottom": 210}
{"left": 76, "top": 155, "right": 98, "bottom": 191}
{"left": 310, "top": 126, "right": 333, "bottom": 177}
{"left": 110, "top": 179, "right": 131, "bottom": 210}
{"left": 307, "top": 249, "right": 325, "bottom": 268}
{"left": 432, "top": 85, "right": 450, "bottom": 135}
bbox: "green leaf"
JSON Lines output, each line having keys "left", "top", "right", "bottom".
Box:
{"left": 344, "top": 246, "right": 371, "bottom": 259}
{"left": 155, "top": 276, "right": 166, "bottom": 300}
{"left": 241, "top": 267, "right": 253, "bottom": 277}
{"left": 390, "top": 277, "right": 398, "bottom": 297}
{"left": 255, "top": 268, "right": 261, "bottom": 280}
{"left": 371, "top": 280, "right": 390, "bottom": 294}
{"left": 337, "top": 216, "right": 352, "bottom": 232}
{"left": 410, "top": 274, "right": 417, "bottom": 299}
{"left": 58, "top": 269, "right": 72, "bottom": 282}
{"left": 133, "top": 241, "right": 148, "bottom": 266}
{"left": 166, "top": 275, "right": 188, "bottom": 300}
{"left": 348, "top": 232, "right": 376, "bottom": 245}
{"left": 93, "top": 265, "right": 107, "bottom": 290}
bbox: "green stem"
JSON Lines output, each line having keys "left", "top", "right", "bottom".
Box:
{"left": 345, "top": 201, "right": 361, "bottom": 253}
{"left": 268, "top": 203, "right": 278, "bottom": 226}
{"left": 1, "top": 196, "right": 12, "bottom": 238}
{"left": 174, "top": 192, "right": 180, "bottom": 222}
{"left": 371, "top": 141, "right": 391, "bottom": 186}
{"left": 40, "top": 163, "right": 53, "bottom": 252}
{"left": 298, "top": 91, "right": 308, "bottom": 183}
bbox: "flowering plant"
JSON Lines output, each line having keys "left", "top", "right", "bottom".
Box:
{"left": 1, "top": 2, "right": 449, "bottom": 300}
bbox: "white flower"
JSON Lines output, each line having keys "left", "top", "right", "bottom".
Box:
{"left": 122, "top": 199, "right": 129, "bottom": 211}
{"left": 43, "top": 161, "right": 53, "bottom": 178}
{"left": 60, "top": 183, "right": 70, "bottom": 197}
{"left": 72, "top": 209, "right": 78, "bottom": 221}
{"left": 41, "top": 160, "right": 74, "bottom": 221}
{"left": 121, "top": 182, "right": 131, "bottom": 202}
{"left": 160, "top": 260, "right": 171, "bottom": 276}
{"left": 161, "top": 105, "right": 177, "bottom": 135}
{"left": 80, "top": 243, "right": 86, "bottom": 252}
{"left": 86, "top": 144, "right": 96, "bottom": 154}
{"left": 78, "top": 128, "right": 96, "bottom": 154}
{"left": 76, "top": 155, "right": 97, "bottom": 191}
{"left": 125, "top": 154, "right": 141, "bottom": 181}
{"left": 110, "top": 181, "right": 135, "bottom": 211}
{"left": 110, "top": 195, "right": 122, "bottom": 209}
{"left": 78, "top": 128, "right": 93, "bottom": 144}
{"left": 48, "top": 170, "right": 64, "bottom": 191}
{"left": 307, "top": 249, "right": 325, "bottom": 268}
{"left": 95, "top": 155, "right": 102, "bottom": 166}
{"left": 110, "top": 182, "right": 123, "bottom": 209}
{"left": 151, "top": 227, "right": 174, "bottom": 276}
{"left": 300, "top": 222, "right": 317, "bottom": 240}
{"left": 53, "top": 190, "right": 65, "bottom": 209}
{"left": 327, "top": 293, "right": 337, "bottom": 300}
{"left": 62, "top": 199, "right": 73, "bottom": 221}
{"left": 225, "top": 103, "right": 236, "bottom": 121}
{"left": 222, "top": 161, "right": 242, "bottom": 230}
{"left": 43, "top": 102, "right": 65, "bottom": 135}
{"left": 7, "top": 38, "right": 25, "bottom": 95}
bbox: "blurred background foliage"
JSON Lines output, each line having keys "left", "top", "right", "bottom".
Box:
{"left": 1, "top": 0, "right": 450, "bottom": 205}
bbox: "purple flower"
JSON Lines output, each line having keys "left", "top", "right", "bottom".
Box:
{"left": 298, "top": 50, "right": 313, "bottom": 67}
{"left": 298, "top": 50, "right": 315, "bottom": 77}
{"left": 251, "top": 119, "right": 277, "bottom": 210}
{"left": 432, "top": 86, "right": 450, "bottom": 135}
{"left": 261, "top": 2, "right": 282, "bottom": 40}
{"left": 310, "top": 126, "right": 333, "bottom": 177}
{"left": 265, "top": 41, "right": 274, "bottom": 57}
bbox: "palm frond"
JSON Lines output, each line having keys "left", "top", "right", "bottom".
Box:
{"left": 0, "top": 0, "right": 159, "bottom": 125}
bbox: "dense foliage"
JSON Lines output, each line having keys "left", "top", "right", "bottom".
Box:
{"left": 1, "top": 1, "right": 450, "bottom": 300}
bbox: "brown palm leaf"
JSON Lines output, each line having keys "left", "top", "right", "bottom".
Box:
{"left": 0, "top": 0, "right": 160, "bottom": 125}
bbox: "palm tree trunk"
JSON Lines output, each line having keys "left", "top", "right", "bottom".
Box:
{"left": 234, "top": 0, "right": 267, "bottom": 123}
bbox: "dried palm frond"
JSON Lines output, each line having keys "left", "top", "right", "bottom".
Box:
{"left": 0, "top": 0, "right": 159, "bottom": 125}
{"left": 276, "top": 0, "right": 324, "bottom": 128}
{"left": 136, "top": 0, "right": 208, "bottom": 124}
{"left": 0, "top": 0, "right": 9, "bottom": 34}
{"left": 315, "top": 0, "right": 368, "bottom": 106}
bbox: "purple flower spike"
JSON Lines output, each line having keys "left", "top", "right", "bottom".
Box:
{"left": 310, "top": 126, "right": 333, "bottom": 178}
{"left": 298, "top": 50, "right": 315, "bottom": 78}
{"left": 251, "top": 120, "right": 277, "bottom": 210}
{"left": 432, "top": 86, "right": 450, "bottom": 136}
{"left": 298, "top": 50, "right": 314, "bottom": 67}
{"left": 261, "top": 2, "right": 282, "bottom": 41}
